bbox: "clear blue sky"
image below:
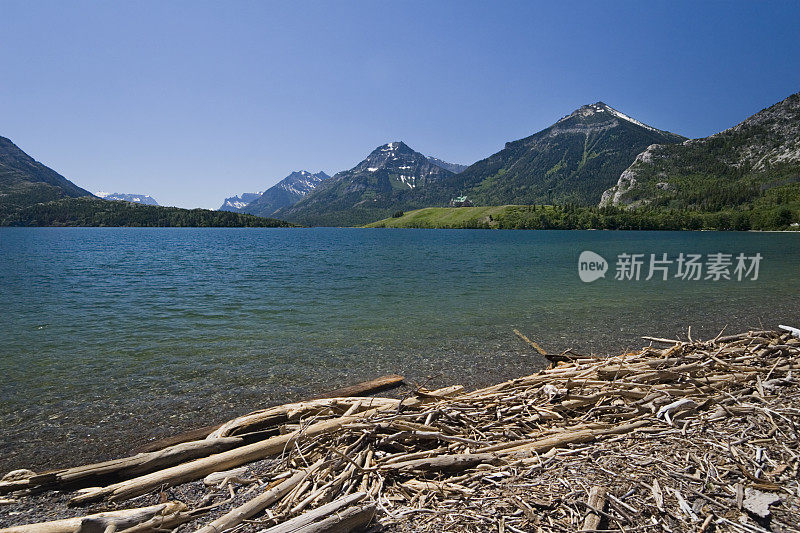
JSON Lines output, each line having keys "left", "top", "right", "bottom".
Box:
{"left": 1, "top": 1, "right": 798, "bottom": 209}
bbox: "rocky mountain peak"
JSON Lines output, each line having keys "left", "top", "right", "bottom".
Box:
{"left": 365, "top": 141, "right": 412, "bottom": 159}
{"left": 353, "top": 142, "right": 435, "bottom": 180}
{"left": 96, "top": 192, "right": 159, "bottom": 205}
{"left": 278, "top": 171, "right": 329, "bottom": 195}
{"left": 600, "top": 91, "right": 800, "bottom": 208}
{"left": 555, "top": 102, "right": 664, "bottom": 134}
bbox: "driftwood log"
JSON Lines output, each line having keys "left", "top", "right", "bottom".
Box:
{"left": 311, "top": 374, "right": 404, "bottom": 399}
{"left": 194, "top": 462, "right": 321, "bottom": 533}
{"left": 258, "top": 492, "right": 367, "bottom": 533}
{"left": 0, "top": 502, "right": 185, "bottom": 533}
{"left": 29, "top": 437, "right": 244, "bottom": 492}
{"left": 132, "top": 375, "right": 406, "bottom": 453}
{"left": 70, "top": 391, "right": 451, "bottom": 505}
{"left": 3, "top": 331, "right": 800, "bottom": 532}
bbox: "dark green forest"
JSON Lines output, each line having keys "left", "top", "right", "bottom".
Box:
{"left": 1, "top": 197, "right": 294, "bottom": 227}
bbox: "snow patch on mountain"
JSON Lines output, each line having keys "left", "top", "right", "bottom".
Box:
{"left": 557, "top": 102, "right": 661, "bottom": 133}
{"left": 96, "top": 192, "right": 159, "bottom": 205}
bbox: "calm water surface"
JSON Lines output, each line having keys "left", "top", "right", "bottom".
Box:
{"left": 1, "top": 228, "right": 798, "bottom": 471}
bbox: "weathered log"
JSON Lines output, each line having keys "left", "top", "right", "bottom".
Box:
{"left": 208, "top": 397, "right": 400, "bottom": 439}
{"left": 0, "top": 502, "right": 184, "bottom": 533}
{"left": 28, "top": 436, "right": 244, "bottom": 491}
{"left": 131, "top": 425, "right": 221, "bottom": 454}
{"left": 501, "top": 420, "right": 650, "bottom": 458}
{"left": 194, "top": 462, "right": 321, "bottom": 533}
{"left": 287, "top": 503, "right": 376, "bottom": 533}
{"left": 382, "top": 453, "right": 502, "bottom": 474}
{"left": 70, "top": 392, "right": 436, "bottom": 506}
{"left": 131, "top": 375, "right": 405, "bottom": 453}
{"left": 0, "top": 479, "right": 30, "bottom": 495}
{"left": 581, "top": 485, "right": 607, "bottom": 531}
{"left": 258, "top": 492, "right": 367, "bottom": 533}
{"left": 383, "top": 422, "right": 644, "bottom": 474}
{"left": 115, "top": 510, "right": 196, "bottom": 533}
{"left": 312, "top": 374, "right": 405, "bottom": 399}
{"left": 77, "top": 506, "right": 178, "bottom": 533}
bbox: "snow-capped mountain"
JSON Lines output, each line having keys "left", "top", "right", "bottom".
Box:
{"left": 338, "top": 142, "right": 454, "bottom": 190}
{"left": 555, "top": 102, "right": 666, "bottom": 133}
{"left": 221, "top": 171, "right": 330, "bottom": 217}
{"left": 275, "top": 171, "right": 330, "bottom": 197}
{"left": 275, "top": 142, "right": 456, "bottom": 225}
{"left": 444, "top": 102, "right": 685, "bottom": 206}
{"left": 241, "top": 171, "right": 330, "bottom": 217}
{"left": 96, "top": 192, "right": 159, "bottom": 205}
{"left": 219, "top": 192, "right": 263, "bottom": 212}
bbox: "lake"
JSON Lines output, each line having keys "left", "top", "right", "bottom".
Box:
{"left": 1, "top": 227, "right": 798, "bottom": 472}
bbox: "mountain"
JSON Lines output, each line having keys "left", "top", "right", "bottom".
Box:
{"left": 601, "top": 92, "right": 800, "bottom": 212}
{"left": 97, "top": 192, "right": 159, "bottom": 205}
{"left": 0, "top": 136, "right": 93, "bottom": 218}
{"left": 219, "top": 192, "right": 262, "bottom": 211}
{"left": 440, "top": 103, "right": 686, "bottom": 207}
{"left": 238, "top": 171, "right": 330, "bottom": 217}
{"left": 426, "top": 156, "right": 468, "bottom": 174}
{"left": 0, "top": 134, "right": 293, "bottom": 227}
{"left": 276, "top": 142, "right": 455, "bottom": 226}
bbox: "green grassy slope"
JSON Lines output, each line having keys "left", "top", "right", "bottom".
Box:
{"left": 366, "top": 204, "right": 800, "bottom": 231}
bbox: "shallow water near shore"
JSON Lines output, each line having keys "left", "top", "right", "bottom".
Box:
{"left": 1, "top": 227, "right": 799, "bottom": 472}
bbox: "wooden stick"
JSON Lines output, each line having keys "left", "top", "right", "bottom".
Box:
{"left": 71, "top": 390, "right": 449, "bottom": 506}
{"left": 116, "top": 511, "right": 196, "bottom": 533}
{"left": 0, "top": 502, "right": 184, "bottom": 533}
{"left": 193, "top": 461, "right": 322, "bottom": 533}
{"left": 382, "top": 453, "right": 502, "bottom": 474}
{"left": 502, "top": 420, "right": 650, "bottom": 457}
{"left": 641, "top": 336, "right": 682, "bottom": 345}
{"left": 289, "top": 503, "right": 376, "bottom": 533}
{"left": 312, "top": 374, "right": 405, "bottom": 399}
{"left": 40, "top": 437, "right": 244, "bottom": 489}
{"left": 130, "top": 425, "right": 222, "bottom": 454}
{"left": 513, "top": 329, "right": 548, "bottom": 355}
{"left": 259, "top": 492, "right": 366, "bottom": 533}
{"left": 208, "top": 397, "right": 400, "bottom": 439}
{"left": 581, "top": 485, "right": 607, "bottom": 531}
{"left": 131, "top": 375, "right": 405, "bottom": 453}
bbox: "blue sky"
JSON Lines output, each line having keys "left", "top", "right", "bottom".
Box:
{"left": 1, "top": 1, "right": 798, "bottom": 209}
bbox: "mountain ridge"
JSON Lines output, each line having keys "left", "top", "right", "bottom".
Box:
{"left": 97, "top": 192, "right": 159, "bottom": 205}
{"left": 275, "top": 142, "right": 456, "bottom": 226}
{"left": 223, "top": 170, "right": 330, "bottom": 217}
{"left": 0, "top": 136, "right": 94, "bottom": 217}
{"left": 0, "top": 135, "right": 292, "bottom": 227}
{"left": 600, "top": 92, "right": 800, "bottom": 211}
{"left": 219, "top": 192, "right": 263, "bottom": 211}
{"left": 433, "top": 102, "right": 687, "bottom": 208}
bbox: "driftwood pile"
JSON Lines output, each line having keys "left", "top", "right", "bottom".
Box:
{"left": 2, "top": 329, "right": 800, "bottom": 532}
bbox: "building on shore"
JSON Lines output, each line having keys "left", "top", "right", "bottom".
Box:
{"left": 450, "top": 196, "right": 473, "bottom": 207}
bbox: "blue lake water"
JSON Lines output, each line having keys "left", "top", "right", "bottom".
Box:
{"left": 1, "top": 227, "right": 799, "bottom": 471}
